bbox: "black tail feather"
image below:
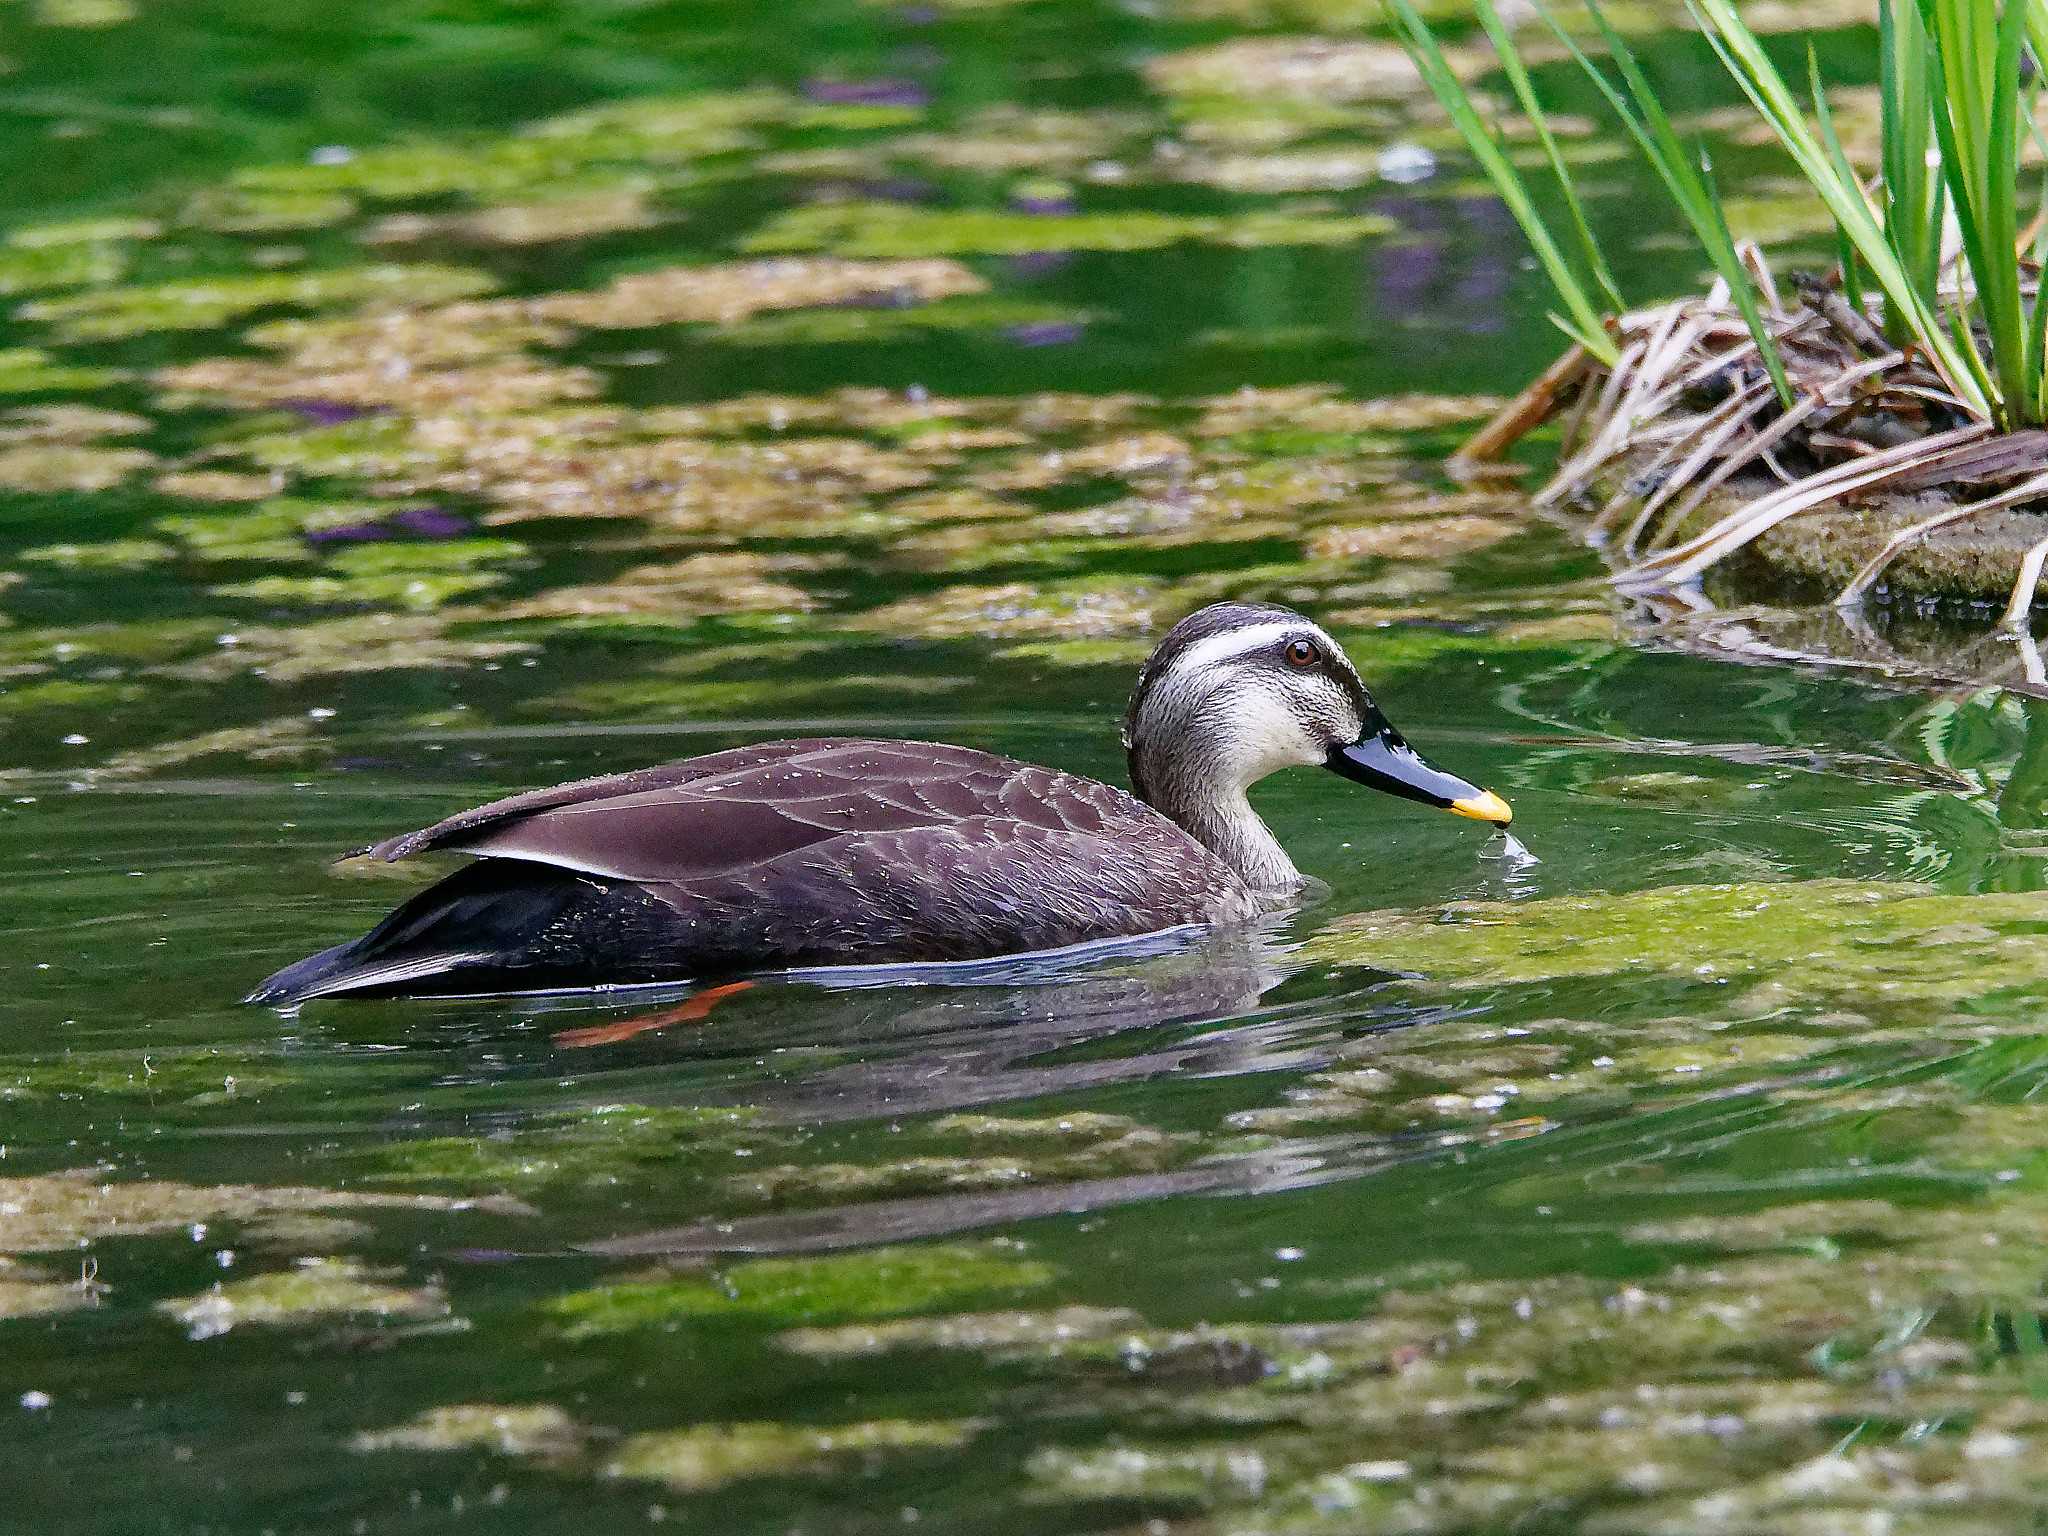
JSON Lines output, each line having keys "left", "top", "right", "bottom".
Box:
{"left": 245, "top": 862, "right": 607, "bottom": 1005}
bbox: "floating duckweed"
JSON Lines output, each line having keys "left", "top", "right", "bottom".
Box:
{"left": 547, "top": 1244, "right": 1054, "bottom": 1336}
{"left": 230, "top": 140, "right": 615, "bottom": 204}
{"left": 1308, "top": 512, "right": 1523, "bottom": 563}
{"left": 230, "top": 413, "right": 435, "bottom": 478}
{"left": 158, "top": 1257, "right": 447, "bottom": 1340}
{"left": 1144, "top": 37, "right": 1441, "bottom": 105}
{"left": 1169, "top": 145, "right": 1387, "bottom": 194}
{"left": 453, "top": 433, "right": 934, "bottom": 532}
{"left": 1301, "top": 881, "right": 2048, "bottom": 1017}
{"left": 0, "top": 677, "right": 140, "bottom": 713}
{"left": 0, "top": 1258, "right": 96, "bottom": 1321}
{"left": 930, "top": 1112, "right": 1153, "bottom": 1142}
{"left": 0, "top": 442, "right": 156, "bottom": 492}
{"left": 248, "top": 304, "right": 572, "bottom": 368}
{"left": 361, "top": 185, "right": 662, "bottom": 248}
{"left": 518, "top": 88, "right": 787, "bottom": 155}
{"left": 0, "top": 617, "right": 215, "bottom": 669}
{"left": 1028, "top": 1441, "right": 1282, "bottom": 1505}
{"left": 151, "top": 469, "right": 280, "bottom": 502}
{"left": 729, "top": 1127, "right": 1192, "bottom": 1206}
{"left": 355, "top": 1104, "right": 764, "bottom": 1195}
{"left": 1493, "top": 610, "right": 1617, "bottom": 644}
{"left": 779, "top": 1306, "right": 1141, "bottom": 1360}
{"left": 156, "top": 613, "right": 533, "bottom": 682}
{"left": 789, "top": 102, "right": 927, "bottom": 132}
{"left": 1195, "top": 385, "right": 1507, "bottom": 436}
{"left": 0, "top": 1169, "right": 520, "bottom": 1255}
{"left": 0, "top": 403, "right": 150, "bottom": 443}
{"left": 353, "top": 1402, "right": 974, "bottom": 1494}
{"left": 351, "top": 1403, "right": 590, "bottom": 1462}
{"left": 744, "top": 200, "right": 1387, "bottom": 257}
{"left": 21, "top": 264, "right": 497, "bottom": 341}
{"left": 980, "top": 1216, "right": 2048, "bottom": 1528}
{"left": 605, "top": 1419, "right": 977, "bottom": 1492}
{"left": 525, "top": 255, "right": 986, "bottom": 329}
{"left": 84, "top": 718, "right": 320, "bottom": 781}
{"left": 1581, "top": 770, "right": 1756, "bottom": 807}
{"left": 323, "top": 537, "right": 527, "bottom": 574}
{"left": 212, "top": 568, "right": 506, "bottom": 609}
{"left": 162, "top": 345, "right": 601, "bottom": 416}
{"left": 995, "top": 636, "right": 1153, "bottom": 666}
{"left": 486, "top": 554, "right": 818, "bottom": 625}
{"left": 6, "top": 216, "right": 158, "bottom": 248}
{"left": 31, "top": 0, "right": 136, "bottom": 25}
{"left": 0, "top": 238, "right": 123, "bottom": 295}
{"left": 710, "top": 296, "right": 1091, "bottom": 348}
{"left": 1212, "top": 206, "right": 1396, "bottom": 246}
{"left": 846, "top": 579, "right": 1164, "bottom": 640}
{"left": 214, "top": 537, "right": 531, "bottom": 608}
{"left": 0, "top": 347, "right": 125, "bottom": 395}
{"left": 156, "top": 499, "right": 391, "bottom": 562}
{"left": 890, "top": 107, "right": 1142, "bottom": 172}
{"left": 529, "top": 674, "right": 839, "bottom": 717}
{"left": 180, "top": 185, "right": 358, "bottom": 234}
{"left": 1625, "top": 1200, "right": 1919, "bottom": 1252}
{"left": 18, "top": 539, "right": 175, "bottom": 571}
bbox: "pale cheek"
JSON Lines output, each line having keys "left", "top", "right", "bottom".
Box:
{"left": 1232, "top": 708, "right": 1325, "bottom": 776}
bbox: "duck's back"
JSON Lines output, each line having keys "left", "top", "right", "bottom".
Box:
{"left": 250, "top": 738, "right": 1255, "bottom": 1002}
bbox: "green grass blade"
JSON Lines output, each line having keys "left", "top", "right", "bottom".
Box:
{"left": 1952, "top": 296, "right": 2003, "bottom": 410}
{"left": 1689, "top": 0, "right": 1991, "bottom": 417}
{"left": 1558, "top": 0, "right": 1794, "bottom": 405}
{"left": 1881, "top": 0, "right": 1939, "bottom": 334}
{"left": 1810, "top": 51, "right": 1870, "bottom": 324}
{"left": 2024, "top": 82, "right": 2048, "bottom": 402}
{"left": 1474, "top": 0, "right": 1626, "bottom": 315}
{"left": 1386, "top": 0, "right": 1620, "bottom": 365}
{"left": 1919, "top": 0, "right": 2029, "bottom": 424}
{"left": 1990, "top": 0, "right": 2032, "bottom": 418}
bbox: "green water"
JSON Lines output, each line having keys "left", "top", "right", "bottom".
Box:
{"left": 11, "top": 0, "right": 2048, "bottom": 1530}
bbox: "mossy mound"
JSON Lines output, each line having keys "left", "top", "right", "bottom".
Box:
{"left": 1609, "top": 454, "right": 2048, "bottom": 607}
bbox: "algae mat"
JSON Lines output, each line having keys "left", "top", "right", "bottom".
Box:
{"left": 11, "top": 1, "right": 2048, "bottom": 1533}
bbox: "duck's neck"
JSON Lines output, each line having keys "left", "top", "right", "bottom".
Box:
{"left": 1134, "top": 752, "right": 1303, "bottom": 892}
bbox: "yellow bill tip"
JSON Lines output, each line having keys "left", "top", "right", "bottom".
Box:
{"left": 1449, "top": 788, "right": 1513, "bottom": 826}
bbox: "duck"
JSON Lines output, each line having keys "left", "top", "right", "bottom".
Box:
{"left": 246, "top": 601, "right": 1511, "bottom": 1005}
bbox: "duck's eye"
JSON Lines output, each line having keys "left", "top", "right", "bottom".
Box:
{"left": 1283, "top": 638, "right": 1320, "bottom": 669}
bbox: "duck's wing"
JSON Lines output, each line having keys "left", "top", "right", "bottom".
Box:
{"left": 257, "top": 737, "right": 1248, "bottom": 997}
{"left": 363, "top": 737, "right": 832, "bottom": 862}
{"left": 361, "top": 737, "right": 1157, "bottom": 886}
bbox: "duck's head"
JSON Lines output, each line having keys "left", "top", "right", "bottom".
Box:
{"left": 1122, "top": 601, "right": 1510, "bottom": 888}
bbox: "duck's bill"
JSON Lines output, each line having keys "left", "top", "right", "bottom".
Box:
{"left": 1325, "top": 730, "right": 1512, "bottom": 826}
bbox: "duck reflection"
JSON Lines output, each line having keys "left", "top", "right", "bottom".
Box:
{"left": 479, "top": 921, "right": 1491, "bottom": 1259}
{"left": 519, "top": 916, "right": 1340, "bottom": 1119}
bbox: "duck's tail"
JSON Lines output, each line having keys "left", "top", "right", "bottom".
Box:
{"left": 244, "top": 861, "right": 591, "bottom": 1005}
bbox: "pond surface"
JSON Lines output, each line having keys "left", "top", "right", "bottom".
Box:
{"left": 11, "top": 0, "right": 2048, "bottom": 1531}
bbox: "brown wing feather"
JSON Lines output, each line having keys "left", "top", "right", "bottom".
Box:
{"left": 360, "top": 737, "right": 1214, "bottom": 900}
{"left": 365, "top": 737, "right": 827, "bottom": 862}
{"left": 307, "top": 735, "right": 1260, "bottom": 984}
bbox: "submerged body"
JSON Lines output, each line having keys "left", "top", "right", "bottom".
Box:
{"left": 249, "top": 603, "right": 1510, "bottom": 1004}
